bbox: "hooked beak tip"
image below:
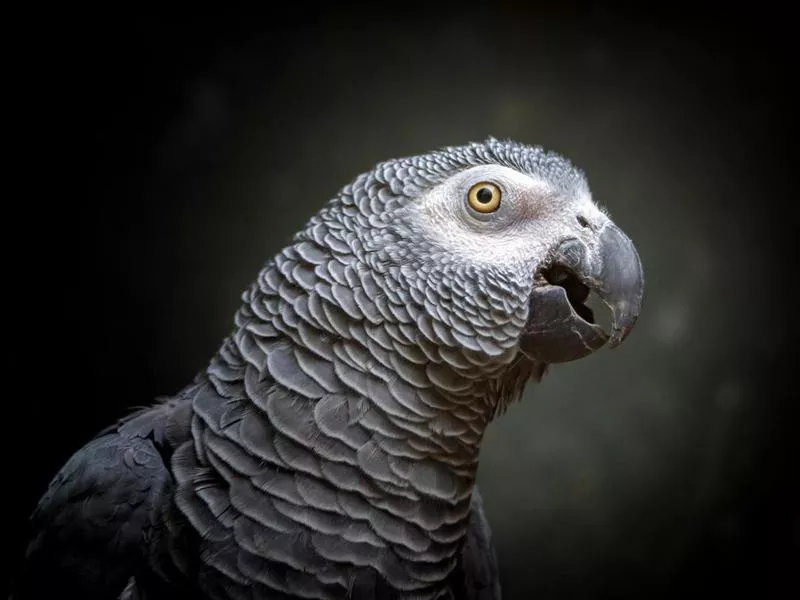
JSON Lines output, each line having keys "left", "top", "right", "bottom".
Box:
{"left": 608, "top": 325, "right": 633, "bottom": 349}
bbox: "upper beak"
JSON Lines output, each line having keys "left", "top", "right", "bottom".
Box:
{"left": 520, "top": 221, "right": 644, "bottom": 364}
{"left": 557, "top": 222, "right": 645, "bottom": 348}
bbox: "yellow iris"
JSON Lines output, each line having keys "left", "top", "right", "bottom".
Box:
{"left": 467, "top": 182, "right": 502, "bottom": 213}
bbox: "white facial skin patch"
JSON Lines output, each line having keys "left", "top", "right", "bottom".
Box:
{"left": 408, "top": 164, "right": 607, "bottom": 273}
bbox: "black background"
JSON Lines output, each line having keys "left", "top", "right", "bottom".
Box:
{"left": 10, "top": 3, "right": 798, "bottom": 599}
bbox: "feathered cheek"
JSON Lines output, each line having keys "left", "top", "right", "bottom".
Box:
{"left": 454, "top": 301, "right": 530, "bottom": 364}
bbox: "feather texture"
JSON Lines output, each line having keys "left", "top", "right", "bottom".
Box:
{"left": 17, "top": 138, "right": 608, "bottom": 600}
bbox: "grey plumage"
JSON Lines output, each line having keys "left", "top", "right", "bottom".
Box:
{"left": 14, "top": 138, "right": 643, "bottom": 599}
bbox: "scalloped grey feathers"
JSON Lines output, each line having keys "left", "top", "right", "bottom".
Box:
{"left": 18, "top": 139, "right": 596, "bottom": 600}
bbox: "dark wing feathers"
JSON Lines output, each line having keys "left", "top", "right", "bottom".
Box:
{"left": 452, "top": 489, "right": 503, "bottom": 600}
{"left": 15, "top": 390, "right": 501, "bottom": 599}
{"left": 13, "top": 398, "right": 190, "bottom": 600}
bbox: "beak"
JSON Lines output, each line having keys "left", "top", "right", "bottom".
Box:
{"left": 520, "top": 222, "right": 645, "bottom": 364}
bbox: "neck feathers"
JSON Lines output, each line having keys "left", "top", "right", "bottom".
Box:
{"left": 171, "top": 228, "right": 533, "bottom": 596}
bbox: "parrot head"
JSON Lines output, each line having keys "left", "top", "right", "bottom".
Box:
{"left": 288, "top": 137, "right": 644, "bottom": 416}
{"left": 308, "top": 138, "right": 643, "bottom": 365}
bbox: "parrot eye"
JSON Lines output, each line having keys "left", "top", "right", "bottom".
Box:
{"left": 467, "top": 182, "right": 502, "bottom": 214}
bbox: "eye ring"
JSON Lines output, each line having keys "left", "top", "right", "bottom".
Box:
{"left": 467, "top": 182, "right": 502, "bottom": 214}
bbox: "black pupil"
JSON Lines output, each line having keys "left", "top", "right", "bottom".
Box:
{"left": 476, "top": 187, "right": 493, "bottom": 204}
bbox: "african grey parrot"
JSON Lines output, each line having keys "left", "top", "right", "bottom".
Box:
{"left": 13, "top": 138, "right": 644, "bottom": 600}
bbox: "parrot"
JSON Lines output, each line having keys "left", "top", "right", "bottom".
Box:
{"left": 12, "top": 138, "right": 644, "bottom": 600}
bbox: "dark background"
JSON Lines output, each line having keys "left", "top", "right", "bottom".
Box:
{"left": 11, "top": 4, "right": 798, "bottom": 599}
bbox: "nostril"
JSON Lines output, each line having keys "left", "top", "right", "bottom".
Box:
{"left": 577, "top": 215, "right": 590, "bottom": 228}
